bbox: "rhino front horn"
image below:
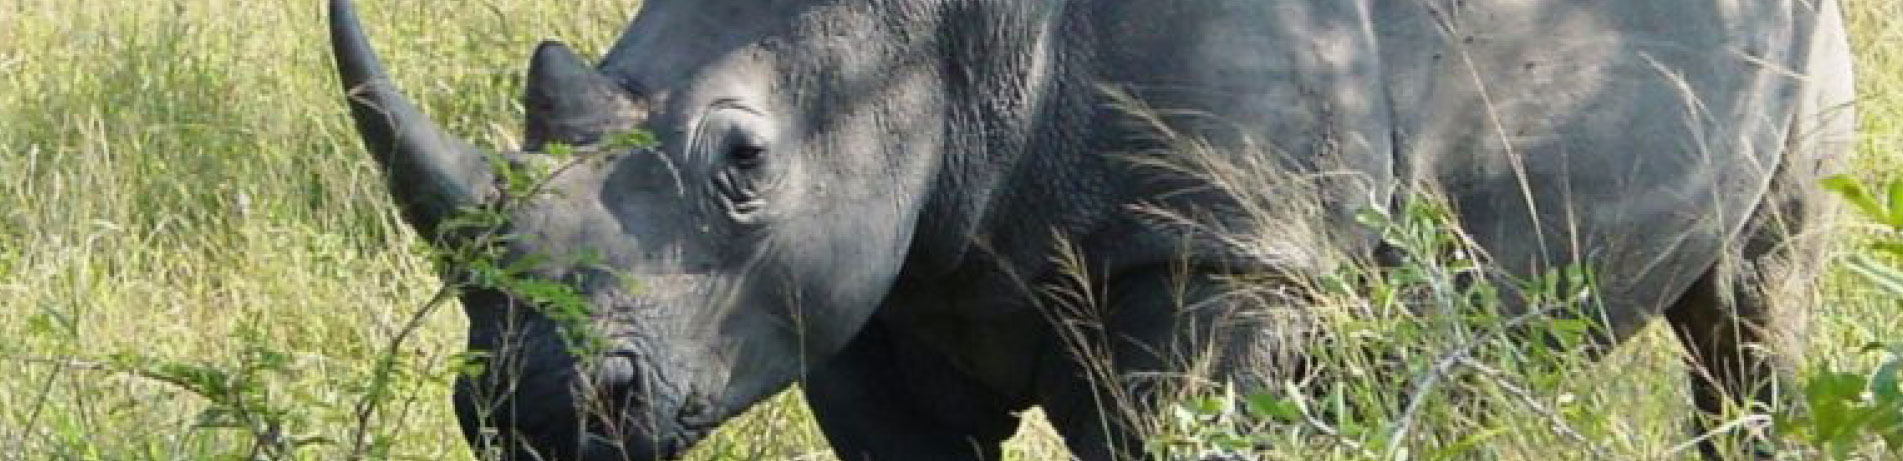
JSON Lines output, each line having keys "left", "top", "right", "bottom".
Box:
{"left": 329, "top": 0, "right": 494, "bottom": 239}
{"left": 523, "top": 41, "right": 644, "bottom": 151}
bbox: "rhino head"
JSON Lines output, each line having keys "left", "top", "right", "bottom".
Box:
{"left": 329, "top": 0, "right": 971, "bottom": 458}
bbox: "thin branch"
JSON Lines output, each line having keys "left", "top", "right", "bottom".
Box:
{"left": 1383, "top": 305, "right": 1562, "bottom": 460}
{"left": 1456, "top": 357, "right": 1613, "bottom": 459}
{"left": 345, "top": 283, "right": 459, "bottom": 460}
{"left": 1662, "top": 415, "right": 1773, "bottom": 458}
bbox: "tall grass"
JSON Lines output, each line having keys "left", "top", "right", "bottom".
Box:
{"left": 0, "top": 1, "right": 834, "bottom": 459}
{"left": 0, "top": 0, "right": 1896, "bottom": 460}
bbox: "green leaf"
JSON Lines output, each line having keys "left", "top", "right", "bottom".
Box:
{"left": 1877, "top": 409, "right": 1903, "bottom": 453}
{"left": 1244, "top": 393, "right": 1302, "bottom": 421}
{"left": 1191, "top": 395, "right": 1226, "bottom": 416}
{"left": 1824, "top": 175, "right": 1888, "bottom": 223}
{"left": 1887, "top": 180, "right": 1903, "bottom": 229}
{"left": 485, "top": 151, "right": 517, "bottom": 182}
{"left": 544, "top": 142, "right": 575, "bottom": 159}
{"left": 1874, "top": 242, "right": 1903, "bottom": 259}
{"left": 609, "top": 129, "right": 659, "bottom": 149}
{"left": 1803, "top": 371, "right": 1866, "bottom": 446}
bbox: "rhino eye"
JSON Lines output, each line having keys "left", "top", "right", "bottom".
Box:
{"left": 728, "top": 144, "right": 766, "bottom": 170}
{"left": 694, "top": 103, "right": 777, "bottom": 216}
{"left": 715, "top": 143, "right": 772, "bottom": 212}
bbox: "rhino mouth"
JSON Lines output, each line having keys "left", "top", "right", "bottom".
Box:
{"left": 460, "top": 383, "right": 717, "bottom": 460}
{"left": 569, "top": 403, "right": 720, "bottom": 460}
{"left": 573, "top": 360, "right": 723, "bottom": 461}
{"left": 456, "top": 346, "right": 722, "bottom": 461}
{"left": 577, "top": 417, "right": 717, "bottom": 461}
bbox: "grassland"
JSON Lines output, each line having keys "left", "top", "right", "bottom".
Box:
{"left": 0, "top": 1, "right": 1897, "bottom": 460}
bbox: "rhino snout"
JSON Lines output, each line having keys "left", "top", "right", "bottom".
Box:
{"left": 455, "top": 344, "right": 705, "bottom": 461}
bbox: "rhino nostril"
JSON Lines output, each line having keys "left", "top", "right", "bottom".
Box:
{"left": 579, "top": 352, "right": 648, "bottom": 416}
{"left": 591, "top": 352, "right": 638, "bottom": 386}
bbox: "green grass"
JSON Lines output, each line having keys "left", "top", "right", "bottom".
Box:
{"left": 0, "top": 1, "right": 1897, "bottom": 460}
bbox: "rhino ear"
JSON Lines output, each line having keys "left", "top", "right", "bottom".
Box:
{"left": 522, "top": 41, "right": 644, "bottom": 151}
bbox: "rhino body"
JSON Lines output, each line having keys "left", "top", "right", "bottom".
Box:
{"left": 329, "top": 0, "right": 1855, "bottom": 459}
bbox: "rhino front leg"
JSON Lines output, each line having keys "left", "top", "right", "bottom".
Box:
{"left": 1039, "top": 266, "right": 1311, "bottom": 460}
{"left": 805, "top": 320, "right": 1024, "bottom": 461}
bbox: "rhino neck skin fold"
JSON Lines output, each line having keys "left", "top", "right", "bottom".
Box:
{"left": 329, "top": 0, "right": 1855, "bottom": 459}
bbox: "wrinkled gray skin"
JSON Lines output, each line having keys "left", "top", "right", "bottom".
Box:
{"left": 329, "top": 0, "right": 1856, "bottom": 459}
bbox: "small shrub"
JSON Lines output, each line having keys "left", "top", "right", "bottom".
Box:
{"left": 1776, "top": 176, "right": 1903, "bottom": 459}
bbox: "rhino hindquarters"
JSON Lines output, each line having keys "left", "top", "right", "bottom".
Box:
{"left": 1662, "top": 3, "right": 1853, "bottom": 454}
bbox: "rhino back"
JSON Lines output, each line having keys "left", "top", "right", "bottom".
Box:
{"left": 1031, "top": 1, "right": 1843, "bottom": 331}
{"left": 1371, "top": 1, "right": 1844, "bottom": 335}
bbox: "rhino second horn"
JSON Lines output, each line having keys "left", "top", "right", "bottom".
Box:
{"left": 523, "top": 41, "right": 644, "bottom": 151}
{"left": 329, "top": 0, "right": 494, "bottom": 239}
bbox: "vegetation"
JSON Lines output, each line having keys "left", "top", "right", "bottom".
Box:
{"left": 0, "top": 0, "right": 1897, "bottom": 459}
